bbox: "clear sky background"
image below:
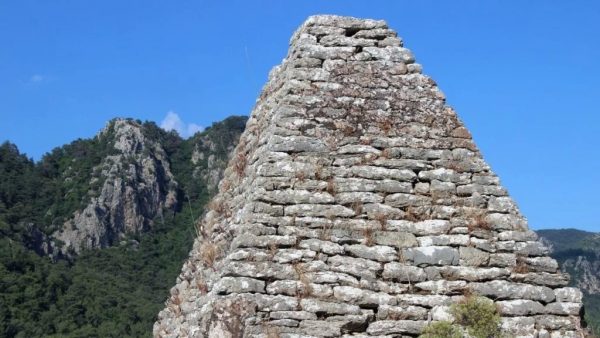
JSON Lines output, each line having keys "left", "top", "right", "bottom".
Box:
{"left": 1, "top": 1, "right": 598, "bottom": 231}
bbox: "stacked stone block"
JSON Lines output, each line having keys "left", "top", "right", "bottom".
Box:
{"left": 154, "top": 15, "right": 585, "bottom": 338}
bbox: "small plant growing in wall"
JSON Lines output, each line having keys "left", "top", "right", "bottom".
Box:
{"left": 451, "top": 295, "right": 502, "bottom": 338}
{"left": 466, "top": 209, "right": 493, "bottom": 233}
{"left": 512, "top": 255, "right": 530, "bottom": 274}
{"left": 418, "top": 321, "right": 462, "bottom": 338}
{"left": 418, "top": 295, "right": 503, "bottom": 338}
{"left": 326, "top": 178, "right": 336, "bottom": 195}
{"left": 374, "top": 212, "right": 387, "bottom": 230}
{"left": 233, "top": 152, "right": 247, "bottom": 177}
{"left": 200, "top": 241, "right": 219, "bottom": 269}
{"left": 362, "top": 226, "right": 375, "bottom": 246}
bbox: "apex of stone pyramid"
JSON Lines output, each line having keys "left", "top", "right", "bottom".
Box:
{"left": 154, "top": 15, "right": 585, "bottom": 338}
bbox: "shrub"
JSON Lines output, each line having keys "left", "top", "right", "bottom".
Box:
{"left": 362, "top": 226, "right": 375, "bottom": 246}
{"left": 419, "top": 321, "right": 462, "bottom": 338}
{"left": 200, "top": 241, "right": 219, "bottom": 268}
{"left": 451, "top": 295, "right": 502, "bottom": 338}
{"left": 466, "top": 210, "right": 493, "bottom": 233}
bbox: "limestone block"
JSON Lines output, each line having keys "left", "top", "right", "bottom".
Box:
{"left": 545, "top": 302, "right": 582, "bottom": 316}
{"left": 439, "top": 266, "right": 510, "bottom": 281}
{"left": 366, "top": 320, "right": 427, "bottom": 335}
{"left": 300, "top": 299, "right": 361, "bottom": 315}
{"left": 213, "top": 277, "right": 265, "bottom": 294}
{"left": 554, "top": 287, "right": 583, "bottom": 303}
{"left": 496, "top": 300, "right": 545, "bottom": 316}
{"left": 382, "top": 263, "right": 427, "bottom": 282}
{"left": 284, "top": 204, "right": 355, "bottom": 217}
{"left": 459, "top": 247, "right": 490, "bottom": 266}
{"left": 386, "top": 220, "right": 450, "bottom": 236}
{"left": 403, "top": 246, "right": 459, "bottom": 266}
{"left": 345, "top": 244, "right": 397, "bottom": 262}
{"left": 223, "top": 262, "right": 297, "bottom": 280}
{"left": 327, "top": 255, "right": 382, "bottom": 279}
{"left": 333, "top": 286, "right": 396, "bottom": 306}
{"left": 489, "top": 253, "right": 517, "bottom": 267}
{"left": 269, "top": 311, "right": 317, "bottom": 320}
{"left": 299, "top": 239, "right": 344, "bottom": 255}
{"left": 470, "top": 280, "right": 555, "bottom": 303}
{"left": 376, "top": 304, "right": 428, "bottom": 320}
{"left": 373, "top": 231, "right": 418, "bottom": 248}
{"left": 500, "top": 317, "right": 536, "bottom": 336}
{"left": 255, "top": 294, "right": 300, "bottom": 311}
{"left": 257, "top": 189, "right": 335, "bottom": 205}
{"left": 414, "top": 280, "right": 467, "bottom": 294}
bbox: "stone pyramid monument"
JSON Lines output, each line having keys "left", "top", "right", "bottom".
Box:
{"left": 155, "top": 15, "right": 585, "bottom": 338}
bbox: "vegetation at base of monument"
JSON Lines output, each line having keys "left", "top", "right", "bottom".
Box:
{"left": 418, "top": 321, "right": 462, "bottom": 338}
{"left": 0, "top": 116, "right": 247, "bottom": 337}
{"left": 418, "top": 295, "right": 502, "bottom": 338}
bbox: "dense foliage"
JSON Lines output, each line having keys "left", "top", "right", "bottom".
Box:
{"left": 418, "top": 321, "right": 462, "bottom": 338}
{"left": 0, "top": 116, "right": 247, "bottom": 337}
{"left": 419, "top": 296, "right": 502, "bottom": 338}
{"left": 0, "top": 210, "right": 195, "bottom": 338}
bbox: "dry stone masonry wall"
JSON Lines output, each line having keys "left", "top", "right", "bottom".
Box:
{"left": 154, "top": 15, "right": 585, "bottom": 338}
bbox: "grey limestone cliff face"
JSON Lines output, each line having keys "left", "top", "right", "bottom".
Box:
{"left": 54, "top": 119, "right": 178, "bottom": 254}
{"left": 154, "top": 16, "right": 585, "bottom": 337}
{"left": 190, "top": 117, "right": 248, "bottom": 195}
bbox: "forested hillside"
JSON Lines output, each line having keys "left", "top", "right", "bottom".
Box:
{"left": 537, "top": 228, "right": 600, "bottom": 335}
{"left": 0, "top": 116, "right": 246, "bottom": 337}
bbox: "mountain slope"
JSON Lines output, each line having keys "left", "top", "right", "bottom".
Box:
{"left": 54, "top": 119, "right": 180, "bottom": 254}
{"left": 537, "top": 228, "right": 600, "bottom": 334}
{"left": 0, "top": 115, "right": 247, "bottom": 337}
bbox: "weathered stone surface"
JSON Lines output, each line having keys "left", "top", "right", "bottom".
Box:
{"left": 415, "top": 280, "right": 467, "bottom": 294}
{"left": 417, "top": 234, "right": 469, "bottom": 247}
{"left": 511, "top": 272, "right": 570, "bottom": 287}
{"left": 269, "top": 311, "right": 317, "bottom": 320}
{"left": 500, "top": 317, "right": 536, "bottom": 336}
{"left": 537, "top": 315, "right": 580, "bottom": 332}
{"left": 470, "top": 280, "right": 555, "bottom": 303}
{"left": 328, "top": 255, "right": 382, "bottom": 279}
{"left": 439, "top": 266, "right": 510, "bottom": 281}
{"left": 459, "top": 247, "right": 490, "bottom": 266}
{"left": 345, "top": 244, "right": 397, "bottom": 262}
{"left": 496, "top": 300, "right": 545, "bottom": 316}
{"left": 403, "top": 246, "right": 459, "bottom": 266}
{"left": 333, "top": 178, "right": 412, "bottom": 193}
{"left": 213, "top": 277, "right": 265, "bottom": 294}
{"left": 396, "top": 294, "right": 453, "bottom": 307}
{"left": 554, "top": 287, "right": 583, "bottom": 303}
{"left": 299, "top": 238, "right": 344, "bottom": 255}
{"left": 366, "top": 320, "right": 427, "bottom": 335}
{"left": 300, "top": 299, "right": 361, "bottom": 315}
{"left": 382, "top": 263, "right": 427, "bottom": 282}
{"left": 374, "top": 231, "right": 417, "bottom": 248}
{"left": 154, "top": 15, "right": 584, "bottom": 338}
{"left": 333, "top": 286, "right": 395, "bottom": 306}
{"left": 387, "top": 220, "right": 450, "bottom": 235}
{"left": 545, "top": 302, "right": 582, "bottom": 315}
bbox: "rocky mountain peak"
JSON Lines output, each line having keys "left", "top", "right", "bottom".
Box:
{"left": 54, "top": 118, "right": 179, "bottom": 254}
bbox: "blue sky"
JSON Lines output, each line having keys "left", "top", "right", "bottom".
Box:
{"left": 0, "top": 1, "right": 598, "bottom": 231}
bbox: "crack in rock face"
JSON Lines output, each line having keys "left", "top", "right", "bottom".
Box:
{"left": 153, "top": 15, "right": 585, "bottom": 338}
